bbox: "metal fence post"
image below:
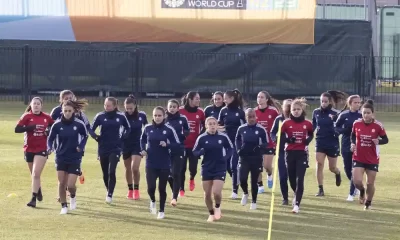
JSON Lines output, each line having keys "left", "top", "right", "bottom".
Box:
{"left": 133, "top": 49, "right": 141, "bottom": 105}
{"left": 22, "top": 44, "right": 31, "bottom": 105}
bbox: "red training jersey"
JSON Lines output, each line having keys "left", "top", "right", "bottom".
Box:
{"left": 352, "top": 119, "right": 386, "bottom": 165}
{"left": 281, "top": 119, "right": 313, "bottom": 151}
{"left": 17, "top": 111, "right": 54, "bottom": 152}
{"left": 179, "top": 107, "right": 205, "bottom": 149}
{"left": 255, "top": 106, "right": 279, "bottom": 148}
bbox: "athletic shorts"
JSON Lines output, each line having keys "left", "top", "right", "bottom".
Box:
{"left": 353, "top": 160, "right": 379, "bottom": 172}
{"left": 316, "top": 147, "right": 340, "bottom": 158}
{"left": 263, "top": 148, "right": 276, "bottom": 156}
{"left": 55, "top": 161, "right": 81, "bottom": 175}
{"left": 201, "top": 172, "right": 226, "bottom": 181}
{"left": 24, "top": 151, "right": 48, "bottom": 163}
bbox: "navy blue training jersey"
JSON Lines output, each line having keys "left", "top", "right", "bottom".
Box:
{"left": 140, "top": 122, "right": 180, "bottom": 170}
{"left": 270, "top": 114, "right": 286, "bottom": 154}
{"left": 165, "top": 112, "right": 190, "bottom": 144}
{"left": 123, "top": 111, "right": 148, "bottom": 152}
{"left": 193, "top": 131, "right": 233, "bottom": 176}
{"left": 312, "top": 107, "right": 340, "bottom": 149}
{"left": 91, "top": 110, "right": 131, "bottom": 155}
{"left": 47, "top": 116, "right": 88, "bottom": 164}
{"left": 235, "top": 123, "right": 268, "bottom": 157}
{"left": 204, "top": 104, "right": 224, "bottom": 119}
{"left": 218, "top": 106, "right": 245, "bottom": 141}
{"left": 335, "top": 110, "right": 362, "bottom": 153}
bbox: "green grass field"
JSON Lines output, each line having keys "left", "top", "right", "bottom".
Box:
{"left": 0, "top": 102, "right": 399, "bottom": 240}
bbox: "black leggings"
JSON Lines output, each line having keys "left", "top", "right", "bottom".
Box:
{"left": 238, "top": 156, "right": 262, "bottom": 203}
{"left": 286, "top": 150, "right": 308, "bottom": 207}
{"left": 99, "top": 153, "right": 120, "bottom": 197}
{"left": 168, "top": 150, "right": 185, "bottom": 199}
{"left": 146, "top": 168, "right": 169, "bottom": 212}
{"left": 180, "top": 148, "right": 198, "bottom": 191}
{"left": 342, "top": 151, "right": 356, "bottom": 195}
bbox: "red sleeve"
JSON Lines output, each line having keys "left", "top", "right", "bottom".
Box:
{"left": 17, "top": 113, "right": 29, "bottom": 126}
{"left": 46, "top": 114, "right": 55, "bottom": 125}
{"left": 281, "top": 121, "right": 287, "bottom": 134}
{"left": 378, "top": 124, "right": 386, "bottom": 137}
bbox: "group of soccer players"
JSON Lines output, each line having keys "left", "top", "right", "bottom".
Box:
{"left": 15, "top": 89, "right": 389, "bottom": 220}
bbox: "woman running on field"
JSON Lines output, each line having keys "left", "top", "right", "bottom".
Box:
{"left": 335, "top": 95, "right": 362, "bottom": 201}
{"left": 351, "top": 100, "right": 388, "bottom": 210}
{"left": 47, "top": 99, "right": 88, "bottom": 214}
{"left": 15, "top": 97, "right": 54, "bottom": 208}
{"left": 281, "top": 98, "right": 314, "bottom": 214}
{"left": 122, "top": 95, "right": 148, "bottom": 200}
{"left": 179, "top": 91, "right": 205, "bottom": 196}
{"left": 254, "top": 91, "right": 280, "bottom": 193}
{"left": 193, "top": 117, "right": 233, "bottom": 222}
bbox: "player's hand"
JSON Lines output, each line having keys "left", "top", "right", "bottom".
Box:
{"left": 289, "top": 136, "right": 297, "bottom": 143}
{"left": 372, "top": 139, "right": 379, "bottom": 145}
{"left": 140, "top": 150, "right": 147, "bottom": 157}
{"left": 350, "top": 143, "right": 355, "bottom": 152}
{"left": 76, "top": 147, "right": 81, "bottom": 152}
{"left": 160, "top": 141, "right": 167, "bottom": 147}
{"left": 47, "top": 149, "right": 52, "bottom": 155}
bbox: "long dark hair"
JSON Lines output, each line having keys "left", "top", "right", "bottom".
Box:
{"left": 124, "top": 94, "right": 139, "bottom": 118}
{"left": 321, "top": 90, "right": 348, "bottom": 109}
{"left": 225, "top": 89, "right": 244, "bottom": 109}
{"left": 25, "top": 97, "right": 43, "bottom": 112}
{"left": 181, "top": 91, "right": 199, "bottom": 107}
{"left": 258, "top": 91, "right": 281, "bottom": 112}
{"left": 63, "top": 99, "right": 88, "bottom": 113}
{"left": 282, "top": 99, "right": 292, "bottom": 118}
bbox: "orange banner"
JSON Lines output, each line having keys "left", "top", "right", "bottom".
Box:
{"left": 66, "top": 0, "right": 316, "bottom": 44}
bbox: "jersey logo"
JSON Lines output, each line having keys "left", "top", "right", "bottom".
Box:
{"left": 163, "top": 130, "right": 167, "bottom": 134}
{"left": 73, "top": 126, "right": 77, "bottom": 131}
{"left": 372, "top": 129, "right": 375, "bottom": 133}
{"left": 104, "top": 119, "right": 107, "bottom": 121}
{"left": 303, "top": 125, "right": 306, "bottom": 129}
{"left": 205, "top": 141, "right": 208, "bottom": 144}
{"left": 345, "top": 118, "right": 348, "bottom": 120}
{"left": 236, "top": 113, "right": 239, "bottom": 116}
{"left": 150, "top": 130, "right": 153, "bottom": 133}
{"left": 211, "top": 111, "right": 214, "bottom": 114}
{"left": 139, "top": 117, "right": 142, "bottom": 121}
{"left": 244, "top": 131, "right": 246, "bottom": 134}
{"left": 116, "top": 118, "right": 120, "bottom": 122}
{"left": 30, "top": 119, "right": 33, "bottom": 121}
{"left": 196, "top": 115, "right": 199, "bottom": 118}
{"left": 218, "top": 140, "right": 222, "bottom": 144}
{"left": 44, "top": 119, "right": 47, "bottom": 122}
{"left": 289, "top": 126, "right": 293, "bottom": 128}
{"left": 255, "top": 130, "right": 259, "bottom": 134}
{"left": 268, "top": 115, "right": 271, "bottom": 119}
{"left": 60, "top": 128, "right": 63, "bottom": 130}
{"left": 179, "top": 120, "right": 182, "bottom": 124}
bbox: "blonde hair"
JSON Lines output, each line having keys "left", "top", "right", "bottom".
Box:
{"left": 291, "top": 98, "right": 308, "bottom": 116}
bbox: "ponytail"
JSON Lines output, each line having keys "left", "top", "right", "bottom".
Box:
{"left": 124, "top": 94, "right": 139, "bottom": 118}
{"left": 226, "top": 89, "right": 244, "bottom": 109}
{"left": 259, "top": 91, "right": 281, "bottom": 113}
{"left": 321, "top": 90, "right": 348, "bottom": 109}
{"left": 339, "top": 94, "right": 361, "bottom": 114}
{"left": 181, "top": 91, "right": 199, "bottom": 107}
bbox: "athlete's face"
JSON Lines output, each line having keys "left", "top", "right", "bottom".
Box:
{"left": 153, "top": 109, "right": 165, "bottom": 124}
{"left": 213, "top": 94, "right": 223, "bottom": 107}
{"left": 124, "top": 103, "right": 136, "bottom": 115}
{"left": 206, "top": 118, "right": 218, "bottom": 134}
{"left": 190, "top": 94, "right": 200, "bottom": 107}
{"left": 30, "top": 98, "right": 42, "bottom": 113}
{"left": 168, "top": 102, "right": 179, "bottom": 114}
{"left": 63, "top": 94, "right": 74, "bottom": 102}
{"left": 104, "top": 100, "right": 115, "bottom": 112}
{"left": 246, "top": 111, "right": 257, "bottom": 125}
{"left": 223, "top": 93, "right": 234, "bottom": 105}
{"left": 362, "top": 107, "right": 373, "bottom": 122}
{"left": 62, "top": 105, "right": 74, "bottom": 119}
{"left": 320, "top": 96, "right": 330, "bottom": 108}
{"left": 257, "top": 92, "right": 267, "bottom": 106}
{"left": 350, "top": 97, "right": 361, "bottom": 111}
{"left": 291, "top": 103, "right": 303, "bottom": 118}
